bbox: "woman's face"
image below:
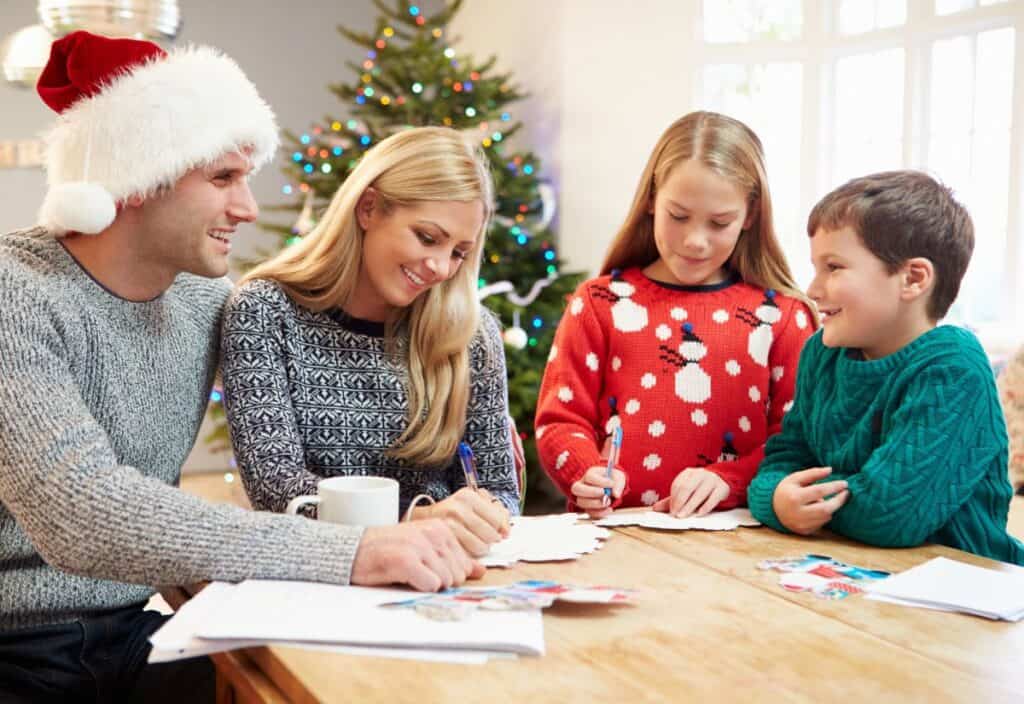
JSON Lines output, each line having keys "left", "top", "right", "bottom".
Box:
{"left": 349, "top": 191, "right": 484, "bottom": 321}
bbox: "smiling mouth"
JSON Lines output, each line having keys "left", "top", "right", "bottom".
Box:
{"left": 401, "top": 266, "right": 426, "bottom": 287}
{"left": 819, "top": 308, "right": 842, "bottom": 322}
{"left": 208, "top": 231, "right": 232, "bottom": 245}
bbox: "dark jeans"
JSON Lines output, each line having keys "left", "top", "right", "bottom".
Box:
{"left": 0, "top": 603, "right": 214, "bottom": 704}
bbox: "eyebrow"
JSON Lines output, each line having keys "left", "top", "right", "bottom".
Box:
{"left": 417, "top": 219, "right": 475, "bottom": 247}
{"left": 665, "top": 200, "right": 740, "bottom": 218}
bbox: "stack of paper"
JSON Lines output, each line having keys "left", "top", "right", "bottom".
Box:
{"left": 594, "top": 507, "right": 761, "bottom": 531}
{"left": 866, "top": 557, "right": 1024, "bottom": 621}
{"left": 480, "top": 513, "right": 610, "bottom": 567}
{"left": 149, "top": 579, "right": 544, "bottom": 664}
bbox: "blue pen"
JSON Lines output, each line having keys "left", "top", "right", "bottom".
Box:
{"left": 457, "top": 442, "right": 480, "bottom": 492}
{"left": 604, "top": 426, "right": 623, "bottom": 500}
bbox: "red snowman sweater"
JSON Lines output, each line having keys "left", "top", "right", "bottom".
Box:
{"left": 536, "top": 267, "right": 815, "bottom": 510}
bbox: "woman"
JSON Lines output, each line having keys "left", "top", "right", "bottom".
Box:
{"left": 221, "top": 127, "right": 517, "bottom": 556}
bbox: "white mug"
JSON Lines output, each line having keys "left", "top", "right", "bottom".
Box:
{"left": 285, "top": 476, "right": 399, "bottom": 527}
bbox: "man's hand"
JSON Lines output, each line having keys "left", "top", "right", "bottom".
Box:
{"left": 772, "top": 466, "right": 849, "bottom": 535}
{"left": 350, "top": 519, "right": 484, "bottom": 592}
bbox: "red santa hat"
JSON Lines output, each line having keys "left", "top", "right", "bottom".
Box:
{"left": 36, "top": 31, "right": 279, "bottom": 235}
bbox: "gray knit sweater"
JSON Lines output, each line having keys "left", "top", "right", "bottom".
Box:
{"left": 221, "top": 278, "right": 520, "bottom": 516}
{"left": 0, "top": 228, "right": 363, "bottom": 631}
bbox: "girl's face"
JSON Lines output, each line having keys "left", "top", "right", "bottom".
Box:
{"left": 643, "top": 159, "right": 753, "bottom": 287}
{"left": 349, "top": 191, "right": 484, "bottom": 321}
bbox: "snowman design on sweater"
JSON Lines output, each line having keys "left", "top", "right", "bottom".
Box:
{"left": 736, "top": 290, "right": 782, "bottom": 367}
{"left": 592, "top": 269, "right": 649, "bottom": 333}
{"left": 658, "top": 322, "right": 712, "bottom": 404}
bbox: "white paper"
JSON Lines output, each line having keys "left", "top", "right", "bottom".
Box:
{"left": 865, "top": 557, "right": 1024, "bottom": 621}
{"left": 594, "top": 507, "right": 761, "bottom": 531}
{"left": 194, "top": 580, "right": 545, "bottom": 654}
{"left": 480, "top": 513, "right": 610, "bottom": 567}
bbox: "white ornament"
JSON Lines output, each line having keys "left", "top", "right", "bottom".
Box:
{"left": 503, "top": 326, "right": 528, "bottom": 350}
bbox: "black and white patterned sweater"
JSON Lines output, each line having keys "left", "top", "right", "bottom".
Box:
{"left": 221, "top": 278, "right": 520, "bottom": 516}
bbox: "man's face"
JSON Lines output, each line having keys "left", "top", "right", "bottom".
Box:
{"left": 134, "top": 150, "right": 258, "bottom": 279}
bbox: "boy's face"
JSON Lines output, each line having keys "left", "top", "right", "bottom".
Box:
{"left": 807, "top": 226, "right": 907, "bottom": 359}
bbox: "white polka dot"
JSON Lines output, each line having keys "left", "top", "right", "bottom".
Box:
{"left": 655, "top": 324, "right": 672, "bottom": 341}
{"left": 648, "top": 420, "right": 666, "bottom": 437}
{"left": 738, "top": 416, "right": 751, "bottom": 432}
{"left": 536, "top": 425, "right": 547, "bottom": 439}
{"left": 771, "top": 366, "right": 784, "bottom": 381}
{"left": 641, "top": 373, "right": 657, "bottom": 389}
{"left": 571, "top": 432, "right": 587, "bottom": 439}
{"left": 691, "top": 409, "right": 708, "bottom": 426}
{"left": 795, "top": 310, "right": 808, "bottom": 329}
{"left": 555, "top": 450, "right": 569, "bottom": 470}
{"left": 670, "top": 307, "right": 688, "bottom": 321}
{"left": 625, "top": 399, "right": 641, "bottom": 415}
{"left": 609, "top": 281, "right": 635, "bottom": 297}
{"left": 749, "top": 386, "right": 762, "bottom": 403}
{"left": 783, "top": 400, "right": 794, "bottom": 413}
{"left": 548, "top": 345, "right": 558, "bottom": 362}
{"left": 642, "top": 453, "right": 662, "bottom": 470}
{"left": 557, "top": 386, "right": 574, "bottom": 403}
{"left": 641, "top": 489, "right": 660, "bottom": 506}
{"left": 586, "top": 353, "right": 599, "bottom": 371}
{"left": 570, "top": 297, "right": 584, "bottom": 316}
{"left": 712, "top": 309, "right": 730, "bottom": 324}
{"left": 611, "top": 356, "right": 622, "bottom": 371}
{"left": 725, "top": 360, "right": 741, "bottom": 376}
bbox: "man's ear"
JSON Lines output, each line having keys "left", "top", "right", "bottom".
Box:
{"left": 900, "top": 257, "right": 935, "bottom": 303}
{"left": 356, "top": 188, "right": 377, "bottom": 230}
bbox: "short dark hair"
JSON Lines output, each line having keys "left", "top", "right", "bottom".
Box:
{"left": 807, "top": 170, "right": 974, "bottom": 320}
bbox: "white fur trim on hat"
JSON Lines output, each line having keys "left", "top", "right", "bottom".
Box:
{"left": 39, "top": 45, "right": 279, "bottom": 236}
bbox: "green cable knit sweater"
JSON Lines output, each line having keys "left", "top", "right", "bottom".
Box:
{"left": 748, "top": 326, "right": 1024, "bottom": 565}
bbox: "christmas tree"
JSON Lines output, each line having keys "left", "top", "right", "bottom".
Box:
{"left": 207, "top": 0, "right": 582, "bottom": 512}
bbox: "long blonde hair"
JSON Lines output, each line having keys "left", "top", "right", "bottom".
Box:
{"left": 241, "top": 126, "right": 494, "bottom": 466}
{"left": 601, "top": 111, "right": 814, "bottom": 316}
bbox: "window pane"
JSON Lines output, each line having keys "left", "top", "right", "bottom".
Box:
{"left": 930, "top": 36, "right": 974, "bottom": 137}
{"left": 701, "top": 63, "right": 805, "bottom": 276}
{"left": 928, "top": 27, "right": 1015, "bottom": 325}
{"left": 831, "top": 49, "right": 904, "bottom": 184}
{"left": 838, "top": 0, "right": 906, "bottom": 35}
{"left": 703, "top": 0, "right": 802, "bottom": 43}
{"left": 936, "top": 0, "right": 976, "bottom": 15}
{"left": 975, "top": 27, "right": 1015, "bottom": 131}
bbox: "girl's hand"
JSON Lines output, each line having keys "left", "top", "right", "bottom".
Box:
{"left": 412, "top": 488, "right": 511, "bottom": 557}
{"left": 571, "top": 465, "right": 627, "bottom": 518}
{"left": 772, "top": 466, "right": 849, "bottom": 535}
{"left": 652, "top": 467, "right": 730, "bottom": 518}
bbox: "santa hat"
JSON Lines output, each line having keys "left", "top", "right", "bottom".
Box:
{"left": 36, "top": 31, "right": 279, "bottom": 235}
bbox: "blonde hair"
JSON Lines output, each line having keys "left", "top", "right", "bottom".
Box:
{"left": 600, "top": 111, "right": 814, "bottom": 317}
{"left": 241, "top": 126, "right": 494, "bottom": 466}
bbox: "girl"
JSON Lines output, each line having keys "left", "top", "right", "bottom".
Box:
{"left": 221, "top": 127, "right": 518, "bottom": 557}
{"left": 535, "top": 111, "right": 816, "bottom": 518}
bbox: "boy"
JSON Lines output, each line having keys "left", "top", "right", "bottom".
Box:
{"left": 748, "top": 170, "right": 1024, "bottom": 565}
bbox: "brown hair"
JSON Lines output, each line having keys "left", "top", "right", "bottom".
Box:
{"left": 807, "top": 170, "right": 974, "bottom": 319}
{"left": 600, "top": 111, "right": 812, "bottom": 315}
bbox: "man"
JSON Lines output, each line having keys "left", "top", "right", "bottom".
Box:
{"left": 0, "top": 31, "right": 480, "bottom": 703}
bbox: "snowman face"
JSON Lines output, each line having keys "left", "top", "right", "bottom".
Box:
{"left": 608, "top": 281, "right": 636, "bottom": 298}
{"left": 679, "top": 340, "right": 707, "bottom": 361}
{"left": 642, "top": 159, "right": 753, "bottom": 288}
{"left": 757, "top": 305, "right": 783, "bottom": 324}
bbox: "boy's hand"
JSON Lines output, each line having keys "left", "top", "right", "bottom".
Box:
{"left": 772, "top": 466, "right": 849, "bottom": 535}
{"left": 571, "top": 465, "right": 626, "bottom": 518}
{"left": 651, "top": 467, "right": 730, "bottom": 517}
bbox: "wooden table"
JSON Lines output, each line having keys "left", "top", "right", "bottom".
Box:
{"left": 178, "top": 520, "right": 1024, "bottom": 704}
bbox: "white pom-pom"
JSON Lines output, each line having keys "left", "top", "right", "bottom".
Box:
{"left": 503, "top": 326, "right": 528, "bottom": 350}
{"left": 39, "top": 182, "right": 117, "bottom": 235}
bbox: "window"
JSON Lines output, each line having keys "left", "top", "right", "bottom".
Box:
{"left": 695, "top": 0, "right": 1024, "bottom": 344}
